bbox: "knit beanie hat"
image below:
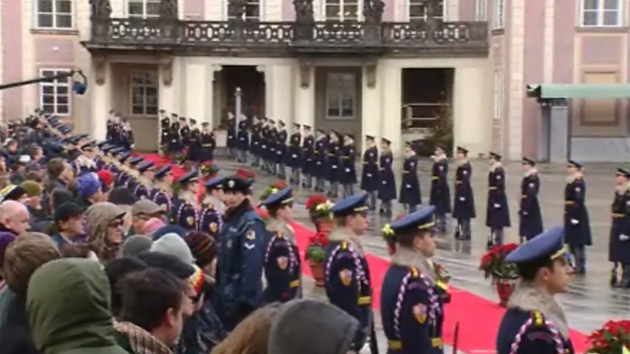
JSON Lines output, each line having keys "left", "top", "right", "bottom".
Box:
{"left": 20, "top": 180, "right": 43, "bottom": 197}
{"left": 96, "top": 170, "right": 113, "bottom": 192}
{"left": 76, "top": 173, "right": 101, "bottom": 199}
{"left": 268, "top": 299, "right": 359, "bottom": 354}
{"left": 183, "top": 231, "right": 217, "bottom": 268}
{"left": 151, "top": 224, "right": 187, "bottom": 241}
{"left": 150, "top": 233, "right": 195, "bottom": 265}
{"left": 121, "top": 235, "right": 153, "bottom": 257}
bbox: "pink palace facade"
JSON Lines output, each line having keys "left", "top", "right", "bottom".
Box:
{"left": 0, "top": 0, "right": 628, "bottom": 162}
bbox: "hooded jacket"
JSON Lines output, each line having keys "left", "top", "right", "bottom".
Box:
{"left": 26, "top": 258, "right": 129, "bottom": 354}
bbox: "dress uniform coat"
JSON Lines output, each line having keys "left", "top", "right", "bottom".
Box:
{"left": 250, "top": 122, "right": 261, "bottom": 157}
{"left": 326, "top": 141, "right": 341, "bottom": 183}
{"left": 171, "top": 197, "right": 199, "bottom": 231}
{"left": 216, "top": 201, "right": 266, "bottom": 331}
{"left": 302, "top": 134, "right": 315, "bottom": 175}
{"left": 429, "top": 157, "right": 451, "bottom": 214}
{"left": 564, "top": 175, "right": 592, "bottom": 246}
{"left": 378, "top": 151, "right": 396, "bottom": 202}
{"left": 133, "top": 181, "right": 150, "bottom": 200}
{"left": 227, "top": 117, "right": 236, "bottom": 151}
{"left": 197, "top": 203, "right": 222, "bottom": 240}
{"left": 314, "top": 137, "right": 328, "bottom": 180}
{"left": 399, "top": 155, "right": 421, "bottom": 205}
{"left": 486, "top": 164, "right": 511, "bottom": 228}
{"left": 325, "top": 230, "right": 374, "bottom": 353}
{"left": 496, "top": 284, "right": 574, "bottom": 354}
{"left": 288, "top": 131, "right": 302, "bottom": 168}
{"left": 360, "top": 146, "right": 379, "bottom": 192}
{"left": 609, "top": 186, "right": 630, "bottom": 263}
{"left": 151, "top": 187, "right": 173, "bottom": 215}
{"left": 169, "top": 122, "right": 181, "bottom": 153}
{"left": 267, "top": 127, "right": 277, "bottom": 163}
{"left": 381, "top": 252, "right": 445, "bottom": 354}
{"left": 519, "top": 170, "right": 543, "bottom": 240}
{"left": 276, "top": 128, "right": 287, "bottom": 164}
{"left": 262, "top": 219, "right": 301, "bottom": 304}
{"left": 237, "top": 120, "right": 249, "bottom": 151}
{"left": 160, "top": 117, "right": 170, "bottom": 148}
{"left": 198, "top": 131, "right": 216, "bottom": 162}
{"left": 340, "top": 143, "right": 357, "bottom": 185}
{"left": 452, "top": 161, "right": 476, "bottom": 220}
{"left": 187, "top": 127, "right": 200, "bottom": 161}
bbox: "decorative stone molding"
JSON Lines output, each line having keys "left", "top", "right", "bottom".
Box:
{"left": 364, "top": 61, "right": 378, "bottom": 88}
{"left": 93, "top": 56, "right": 107, "bottom": 85}
{"left": 159, "top": 57, "right": 174, "bottom": 86}
{"left": 298, "top": 60, "right": 311, "bottom": 88}
{"left": 211, "top": 64, "right": 223, "bottom": 81}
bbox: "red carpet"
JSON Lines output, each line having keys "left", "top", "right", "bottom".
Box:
{"left": 140, "top": 153, "right": 590, "bottom": 353}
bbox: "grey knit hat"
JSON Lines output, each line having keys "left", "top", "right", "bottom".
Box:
{"left": 268, "top": 299, "right": 359, "bottom": 354}
{"left": 121, "top": 235, "right": 153, "bottom": 257}
{"left": 149, "top": 233, "right": 195, "bottom": 265}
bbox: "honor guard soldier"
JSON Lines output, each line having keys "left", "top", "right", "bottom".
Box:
{"left": 301, "top": 125, "right": 315, "bottom": 188}
{"left": 187, "top": 119, "right": 200, "bottom": 162}
{"left": 198, "top": 176, "right": 225, "bottom": 240}
{"left": 198, "top": 122, "right": 216, "bottom": 163}
{"left": 260, "top": 118, "right": 271, "bottom": 172}
{"left": 486, "top": 152, "right": 510, "bottom": 248}
{"left": 237, "top": 115, "right": 249, "bottom": 163}
{"left": 159, "top": 110, "right": 170, "bottom": 155}
{"left": 134, "top": 160, "right": 155, "bottom": 200}
{"left": 314, "top": 129, "right": 328, "bottom": 192}
{"left": 399, "top": 141, "right": 421, "bottom": 213}
{"left": 288, "top": 123, "right": 302, "bottom": 185}
{"left": 609, "top": 168, "right": 630, "bottom": 287}
{"left": 107, "top": 110, "right": 116, "bottom": 142}
{"left": 126, "top": 156, "right": 144, "bottom": 190}
{"left": 340, "top": 134, "right": 357, "bottom": 198}
{"left": 324, "top": 191, "right": 378, "bottom": 354}
{"left": 121, "top": 117, "right": 134, "bottom": 150}
{"left": 179, "top": 117, "right": 191, "bottom": 161}
{"left": 381, "top": 206, "right": 448, "bottom": 354}
{"left": 267, "top": 119, "right": 278, "bottom": 174}
{"left": 151, "top": 165, "right": 174, "bottom": 213}
{"left": 171, "top": 170, "right": 200, "bottom": 230}
{"left": 360, "top": 135, "right": 379, "bottom": 210}
{"left": 378, "top": 138, "right": 396, "bottom": 218}
{"left": 260, "top": 186, "right": 302, "bottom": 303}
{"left": 564, "top": 160, "right": 591, "bottom": 274}
{"left": 429, "top": 145, "right": 451, "bottom": 232}
{"left": 169, "top": 115, "right": 182, "bottom": 158}
{"left": 496, "top": 226, "right": 575, "bottom": 354}
{"left": 227, "top": 113, "right": 237, "bottom": 159}
{"left": 453, "top": 146, "right": 475, "bottom": 240}
{"left": 326, "top": 131, "right": 341, "bottom": 198}
{"left": 114, "top": 153, "right": 132, "bottom": 187}
{"left": 276, "top": 121, "right": 288, "bottom": 179}
{"left": 519, "top": 157, "right": 543, "bottom": 243}
{"left": 250, "top": 117, "right": 262, "bottom": 167}
{"left": 216, "top": 175, "right": 266, "bottom": 331}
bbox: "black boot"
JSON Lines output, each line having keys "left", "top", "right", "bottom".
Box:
{"left": 610, "top": 268, "right": 618, "bottom": 286}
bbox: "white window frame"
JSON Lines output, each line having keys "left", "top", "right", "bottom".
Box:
{"left": 492, "top": 0, "right": 504, "bottom": 29}
{"left": 326, "top": 72, "right": 356, "bottom": 121}
{"left": 323, "top": 0, "right": 363, "bottom": 21}
{"left": 35, "top": 0, "right": 73, "bottom": 30}
{"left": 579, "top": 0, "right": 623, "bottom": 27}
{"left": 475, "top": 0, "right": 488, "bottom": 21}
{"left": 225, "top": 0, "right": 264, "bottom": 21}
{"left": 40, "top": 68, "right": 72, "bottom": 117}
{"left": 130, "top": 71, "right": 159, "bottom": 116}
{"left": 127, "top": 0, "right": 162, "bottom": 19}
{"left": 408, "top": 0, "right": 445, "bottom": 21}
{"left": 493, "top": 70, "right": 503, "bottom": 121}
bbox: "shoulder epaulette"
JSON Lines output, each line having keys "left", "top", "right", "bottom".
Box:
{"left": 276, "top": 231, "right": 284, "bottom": 238}
{"left": 532, "top": 310, "right": 544, "bottom": 326}
{"left": 409, "top": 267, "right": 419, "bottom": 278}
{"left": 341, "top": 241, "right": 348, "bottom": 250}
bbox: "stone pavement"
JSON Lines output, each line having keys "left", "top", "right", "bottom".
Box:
{"left": 214, "top": 157, "right": 630, "bottom": 352}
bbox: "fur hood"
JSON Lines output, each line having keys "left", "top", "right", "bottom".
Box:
{"left": 489, "top": 161, "right": 502, "bottom": 173}
{"left": 524, "top": 168, "right": 538, "bottom": 177}
{"left": 507, "top": 282, "right": 569, "bottom": 339}
{"left": 266, "top": 217, "right": 295, "bottom": 243}
{"left": 391, "top": 247, "right": 436, "bottom": 283}
{"left": 566, "top": 172, "right": 582, "bottom": 184}
{"left": 328, "top": 226, "right": 364, "bottom": 256}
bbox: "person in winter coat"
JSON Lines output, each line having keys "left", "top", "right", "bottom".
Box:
{"left": 211, "top": 303, "right": 282, "bottom": 354}
{"left": 26, "top": 258, "right": 130, "bottom": 354}
{"left": 84, "top": 202, "right": 127, "bottom": 262}
{"left": 0, "top": 233, "right": 60, "bottom": 354}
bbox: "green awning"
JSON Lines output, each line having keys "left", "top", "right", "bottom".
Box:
{"left": 527, "top": 84, "right": 630, "bottom": 99}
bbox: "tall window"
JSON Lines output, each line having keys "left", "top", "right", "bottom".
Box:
{"left": 326, "top": 73, "right": 355, "bottom": 120}
{"left": 128, "top": 0, "right": 161, "bottom": 18}
{"left": 409, "top": 0, "right": 444, "bottom": 21}
{"left": 581, "top": 0, "right": 622, "bottom": 27}
{"left": 325, "top": 0, "right": 361, "bottom": 21}
{"left": 493, "top": 0, "right": 504, "bottom": 29}
{"left": 228, "top": 0, "right": 261, "bottom": 21}
{"left": 131, "top": 71, "right": 159, "bottom": 116}
{"left": 493, "top": 70, "right": 503, "bottom": 121}
{"left": 36, "top": 0, "right": 72, "bottom": 29}
{"left": 475, "top": 0, "right": 488, "bottom": 21}
{"left": 40, "top": 69, "right": 71, "bottom": 116}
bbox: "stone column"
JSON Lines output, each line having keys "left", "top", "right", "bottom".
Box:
{"left": 269, "top": 65, "right": 294, "bottom": 128}
{"left": 294, "top": 60, "right": 315, "bottom": 128}
{"left": 207, "top": 65, "right": 222, "bottom": 128}
{"left": 453, "top": 66, "right": 490, "bottom": 157}
{"left": 549, "top": 99, "right": 569, "bottom": 162}
{"left": 184, "top": 63, "right": 208, "bottom": 125}
{"left": 90, "top": 59, "right": 111, "bottom": 141}
{"left": 158, "top": 57, "right": 175, "bottom": 115}
{"left": 361, "top": 61, "right": 381, "bottom": 152}
{"left": 380, "top": 64, "right": 402, "bottom": 156}
{"left": 257, "top": 65, "right": 272, "bottom": 119}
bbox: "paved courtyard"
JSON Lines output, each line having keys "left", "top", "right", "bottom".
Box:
{"left": 215, "top": 156, "right": 630, "bottom": 352}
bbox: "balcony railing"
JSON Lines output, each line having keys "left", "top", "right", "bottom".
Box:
{"left": 88, "top": 18, "right": 488, "bottom": 54}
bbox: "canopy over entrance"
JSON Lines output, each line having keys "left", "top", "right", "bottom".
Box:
{"left": 527, "top": 84, "right": 630, "bottom": 99}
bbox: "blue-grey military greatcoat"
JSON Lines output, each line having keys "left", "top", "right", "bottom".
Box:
{"left": 452, "top": 161, "right": 476, "bottom": 220}
{"left": 609, "top": 186, "right": 630, "bottom": 263}
{"left": 340, "top": 143, "right": 357, "bottom": 185}
{"left": 378, "top": 151, "right": 396, "bottom": 202}
{"left": 429, "top": 158, "right": 451, "bottom": 215}
{"left": 519, "top": 170, "right": 543, "bottom": 240}
{"left": 486, "top": 164, "right": 511, "bottom": 228}
{"left": 399, "top": 155, "right": 421, "bottom": 206}
{"left": 564, "top": 175, "right": 592, "bottom": 246}
{"left": 360, "top": 146, "right": 379, "bottom": 191}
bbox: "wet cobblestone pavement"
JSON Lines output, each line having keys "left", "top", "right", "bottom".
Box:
{"left": 215, "top": 157, "right": 630, "bottom": 352}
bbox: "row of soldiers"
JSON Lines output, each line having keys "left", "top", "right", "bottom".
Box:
{"left": 159, "top": 111, "right": 217, "bottom": 162}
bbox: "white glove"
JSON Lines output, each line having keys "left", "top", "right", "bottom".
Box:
{"left": 620, "top": 234, "right": 630, "bottom": 242}
{"left": 130, "top": 144, "right": 135, "bottom": 149}
{"left": 570, "top": 219, "right": 579, "bottom": 225}
{"left": 345, "top": 168, "right": 350, "bottom": 172}
{"left": 521, "top": 211, "right": 528, "bottom": 216}
{"left": 459, "top": 197, "right": 465, "bottom": 201}
{"left": 494, "top": 203, "right": 501, "bottom": 208}
{"left": 406, "top": 184, "right": 411, "bottom": 188}
{"left": 366, "top": 173, "right": 372, "bottom": 177}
